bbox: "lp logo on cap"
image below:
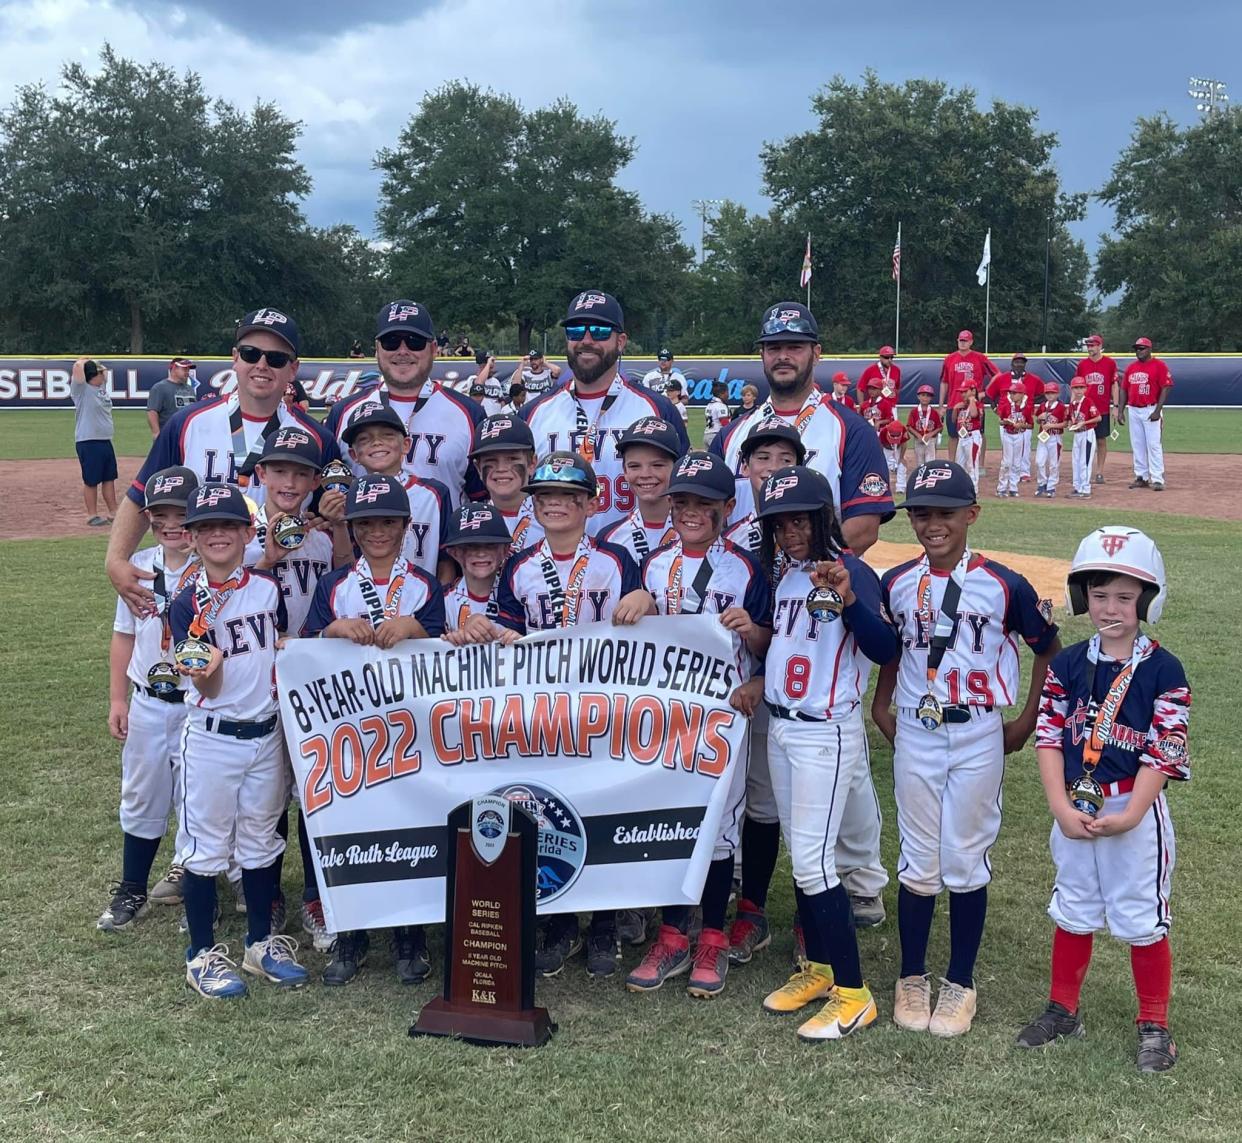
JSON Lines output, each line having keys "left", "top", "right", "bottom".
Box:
{"left": 387, "top": 303, "right": 420, "bottom": 322}
{"left": 913, "top": 464, "right": 954, "bottom": 489}
{"left": 574, "top": 292, "right": 608, "bottom": 311}
{"left": 196, "top": 486, "right": 234, "bottom": 508}
{"left": 249, "top": 308, "right": 288, "bottom": 326}
{"left": 765, "top": 473, "right": 799, "bottom": 499}
{"left": 353, "top": 481, "right": 391, "bottom": 504}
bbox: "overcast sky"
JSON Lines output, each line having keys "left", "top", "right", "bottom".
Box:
{"left": 0, "top": 0, "right": 1233, "bottom": 294}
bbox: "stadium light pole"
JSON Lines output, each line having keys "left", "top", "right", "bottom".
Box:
{"left": 691, "top": 199, "right": 723, "bottom": 264}
{"left": 1188, "top": 76, "right": 1229, "bottom": 118}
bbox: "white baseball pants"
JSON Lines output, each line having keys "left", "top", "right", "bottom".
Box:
{"left": 1128, "top": 406, "right": 1165, "bottom": 483}
{"left": 883, "top": 447, "right": 907, "bottom": 498}
{"left": 1036, "top": 436, "right": 1062, "bottom": 490}
{"left": 955, "top": 431, "right": 982, "bottom": 490}
{"left": 998, "top": 433, "right": 1023, "bottom": 493}
{"left": 911, "top": 438, "right": 937, "bottom": 467}
{"left": 120, "top": 691, "right": 186, "bottom": 838}
{"left": 1071, "top": 431, "right": 1095, "bottom": 494}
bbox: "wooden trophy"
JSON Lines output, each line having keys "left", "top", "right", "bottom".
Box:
{"left": 410, "top": 794, "right": 554, "bottom": 1048}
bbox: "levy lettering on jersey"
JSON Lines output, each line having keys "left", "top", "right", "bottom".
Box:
{"left": 572, "top": 291, "right": 609, "bottom": 312}
{"left": 271, "top": 558, "right": 329, "bottom": 598}
{"left": 773, "top": 598, "right": 826, "bottom": 641}
{"left": 586, "top": 590, "right": 610, "bottom": 622}
{"left": 709, "top": 590, "right": 737, "bottom": 613}
{"left": 217, "top": 610, "right": 281, "bottom": 658}
{"left": 567, "top": 426, "right": 625, "bottom": 456}
{"left": 407, "top": 522, "right": 431, "bottom": 557}
{"left": 907, "top": 608, "right": 992, "bottom": 653}
{"left": 406, "top": 434, "right": 447, "bottom": 465}
{"left": 202, "top": 449, "right": 239, "bottom": 484}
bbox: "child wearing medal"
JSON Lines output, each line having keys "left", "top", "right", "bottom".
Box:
{"left": 614, "top": 451, "right": 771, "bottom": 1000}
{"left": 1034, "top": 381, "right": 1067, "bottom": 498}
{"left": 170, "top": 482, "right": 309, "bottom": 998}
{"left": 300, "top": 474, "right": 446, "bottom": 987}
{"left": 871, "top": 461, "right": 1060, "bottom": 1037}
{"left": 439, "top": 501, "right": 513, "bottom": 637}
{"left": 455, "top": 451, "right": 652, "bottom": 979}
{"left": 597, "top": 416, "right": 681, "bottom": 564}
{"left": 726, "top": 465, "right": 898, "bottom": 1041}
{"left": 1019, "top": 527, "right": 1190, "bottom": 1073}
{"left": 468, "top": 413, "right": 543, "bottom": 553}
{"left": 906, "top": 385, "right": 942, "bottom": 467}
{"left": 97, "top": 466, "right": 201, "bottom": 933}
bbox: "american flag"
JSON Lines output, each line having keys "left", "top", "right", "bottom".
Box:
{"left": 892, "top": 223, "right": 902, "bottom": 282}
{"left": 799, "top": 233, "right": 812, "bottom": 289}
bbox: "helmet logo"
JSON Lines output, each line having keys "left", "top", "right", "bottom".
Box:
{"left": 1099, "top": 533, "right": 1130, "bottom": 557}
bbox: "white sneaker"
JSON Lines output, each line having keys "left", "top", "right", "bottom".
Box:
{"left": 893, "top": 973, "right": 932, "bottom": 1031}
{"left": 929, "top": 978, "right": 978, "bottom": 1037}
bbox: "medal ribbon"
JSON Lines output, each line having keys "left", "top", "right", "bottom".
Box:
{"left": 665, "top": 542, "right": 718, "bottom": 615}
{"left": 356, "top": 556, "right": 408, "bottom": 628}
{"left": 1080, "top": 635, "right": 1149, "bottom": 773}
{"left": 758, "top": 389, "right": 822, "bottom": 437}
{"left": 571, "top": 382, "right": 620, "bottom": 463}
{"left": 227, "top": 397, "right": 282, "bottom": 490}
{"left": 378, "top": 381, "right": 432, "bottom": 425}
{"left": 915, "top": 550, "right": 970, "bottom": 701}
{"left": 189, "top": 566, "right": 244, "bottom": 638}
{"left": 629, "top": 509, "right": 677, "bottom": 561}
{"left": 538, "top": 537, "right": 594, "bottom": 627}
{"left": 153, "top": 549, "right": 201, "bottom": 651}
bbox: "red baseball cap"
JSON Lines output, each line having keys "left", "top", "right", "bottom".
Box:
{"left": 1044, "top": 381, "right": 1059, "bottom": 394}
{"left": 1085, "top": 333, "right": 1103, "bottom": 346}
{"left": 917, "top": 384, "right": 935, "bottom": 396}
{"left": 878, "top": 345, "right": 895, "bottom": 356}
{"left": 831, "top": 370, "right": 849, "bottom": 383}
{"left": 957, "top": 330, "right": 973, "bottom": 341}
{"left": 1134, "top": 337, "right": 1153, "bottom": 349}
{"left": 866, "top": 377, "right": 883, "bottom": 389}
{"left": 1071, "top": 377, "right": 1087, "bottom": 387}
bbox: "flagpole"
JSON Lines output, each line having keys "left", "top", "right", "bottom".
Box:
{"left": 984, "top": 265, "right": 991, "bottom": 356}
{"left": 894, "top": 221, "right": 902, "bottom": 357}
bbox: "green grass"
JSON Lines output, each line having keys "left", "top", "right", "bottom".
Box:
{"left": 1, "top": 503, "right": 1239, "bottom": 1141}
{"left": 3, "top": 407, "right": 1238, "bottom": 462}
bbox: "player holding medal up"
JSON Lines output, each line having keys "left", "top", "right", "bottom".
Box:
{"left": 729, "top": 466, "right": 899, "bottom": 1041}
{"left": 1019, "top": 528, "right": 1190, "bottom": 1073}
{"left": 872, "top": 462, "right": 1060, "bottom": 1037}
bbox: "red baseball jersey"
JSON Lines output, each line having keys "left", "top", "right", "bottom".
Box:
{"left": 829, "top": 391, "right": 857, "bottom": 411}
{"left": 860, "top": 394, "right": 897, "bottom": 426}
{"left": 996, "top": 391, "right": 1034, "bottom": 434}
{"left": 878, "top": 420, "right": 910, "bottom": 448}
{"left": 906, "top": 405, "right": 943, "bottom": 438}
{"left": 1073, "top": 355, "right": 1120, "bottom": 408}
{"left": 987, "top": 371, "right": 1043, "bottom": 406}
{"left": 1123, "top": 359, "right": 1173, "bottom": 408}
{"left": 858, "top": 362, "right": 902, "bottom": 397}
{"left": 1065, "top": 394, "right": 1102, "bottom": 429}
{"left": 940, "top": 350, "right": 997, "bottom": 405}
{"left": 952, "top": 399, "right": 983, "bottom": 434}
{"left": 1038, "top": 399, "right": 1067, "bottom": 435}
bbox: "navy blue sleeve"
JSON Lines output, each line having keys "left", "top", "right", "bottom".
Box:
{"left": 169, "top": 585, "right": 196, "bottom": 643}
{"left": 301, "top": 568, "right": 346, "bottom": 637}
{"left": 414, "top": 572, "right": 446, "bottom": 637}
{"left": 739, "top": 551, "right": 773, "bottom": 625}
{"left": 997, "top": 563, "right": 1059, "bottom": 653}
{"left": 273, "top": 583, "right": 289, "bottom": 635}
{"left": 493, "top": 553, "right": 527, "bottom": 633}
{"left": 130, "top": 407, "right": 190, "bottom": 505}
{"left": 602, "top": 543, "right": 642, "bottom": 595}
{"left": 841, "top": 555, "right": 899, "bottom": 665}
{"left": 424, "top": 477, "right": 453, "bottom": 545}
{"left": 838, "top": 412, "right": 895, "bottom": 523}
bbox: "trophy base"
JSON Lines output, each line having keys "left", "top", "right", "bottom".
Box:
{"left": 409, "top": 997, "right": 555, "bottom": 1048}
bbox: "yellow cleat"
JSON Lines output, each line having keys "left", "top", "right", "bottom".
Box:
{"left": 797, "top": 985, "right": 879, "bottom": 1041}
{"left": 762, "top": 963, "right": 835, "bottom": 1014}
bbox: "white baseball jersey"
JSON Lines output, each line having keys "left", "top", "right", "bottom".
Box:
{"left": 114, "top": 546, "right": 199, "bottom": 690}
{"left": 301, "top": 557, "right": 446, "bottom": 639}
{"left": 597, "top": 508, "right": 677, "bottom": 565}
{"left": 444, "top": 578, "right": 495, "bottom": 632}
{"left": 324, "top": 381, "right": 484, "bottom": 506}
{"left": 881, "top": 552, "right": 1059, "bottom": 708}
{"left": 711, "top": 389, "right": 893, "bottom": 526}
{"left": 498, "top": 498, "right": 544, "bottom": 553}
{"left": 494, "top": 537, "right": 641, "bottom": 632}
{"left": 510, "top": 365, "right": 558, "bottom": 399}
{"left": 169, "top": 567, "right": 287, "bottom": 722}
{"left": 244, "top": 508, "right": 335, "bottom": 638}
{"left": 520, "top": 374, "right": 690, "bottom": 535}
{"left": 722, "top": 512, "right": 762, "bottom": 553}
{"left": 398, "top": 474, "right": 452, "bottom": 575}
{"left": 642, "top": 367, "right": 687, "bottom": 392}
{"left": 131, "top": 396, "right": 339, "bottom": 511}
{"left": 703, "top": 397, "right": 731, "bottom": 446}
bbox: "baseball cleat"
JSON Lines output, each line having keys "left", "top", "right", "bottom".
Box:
{"left": 893, "top": 973, "right": 933, "bottom": 1031}
{"left": 626, "top": 925, "right": 691, "bottom": 992}
{"left": 1128, "top": 477, "right": 1149, "bottom": 489}
{"left": 186, "top": 944, "right": 248, "bottom": 999}
{"left": 96, "top": 882, "right": 150, "bottom": 932}
{"left": 797, "top": 985, "right": 878, "bottom": 1041}
{"left": 1151, "top": 482, "right": 1164, "bottom": 492}
{"left": 242, "top": 934, "right": 310, "bottom": 988}
{"left": 392, "top": 926, "right": 431, "bottom": 984}
{"left": 726, "top": 899, "right": 771, "bottom": 964}
{"left": 929, "top": 978, "right": 977, "bottom": 1037}
{"left": 686, "top": 928, "right": 731, "bottom": 999}
{"left": 850, "top": 894, "right": 886, "bottom": 928}
{"left": 323, "top": 930, "right": 369, "bottom": 986}
{"left": 300, "top": 898, "right": 333, "bottom": 953}
{"left": 1094, "top": 473, "right": 1104, "bottom": 485}
{"left": 586, "top": 929, "right": 621, "bottom": 978}
{"left": 270, "top": 890, "right": 287, "bottom": 935}
{"left": 535, "top": 917, "right": 582, "bottom": 977}
{"left": 616, "top": 907, "right": 656, "bottom": 947}
{"left": 1016, "top": 1001, "right": 1085, "bottom": 1048}
{"left": 149, "top": 864, "right": 185, "bottom": 905}
{"left": 1136, "top": 1022, "right": 1177, "bottom": 1073}
{"left": 763, "top": 963, "right": 835, "bottom": 1014}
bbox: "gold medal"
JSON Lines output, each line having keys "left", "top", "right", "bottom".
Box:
{"left": 1038, "top": 429, "right": 1050, "bottom": 444}
{"left": 147, "top": 661, "right": 180, "bottom": 695}
{"left": 916, "top": 693, "right": 944, "bottom": 730}
{"left": 1068, "top": 774, "right": 1105, "bottom": 818}
{"left": 271, "top": 513, "right": 307, "bottom": 551}
{"left": 174, "top": 638, "right": 213, "bottom": 671}
{"left": 805, "top": 585, "right": 844, "bottom": 623}
{"left": 321, "top": 458, "right": 354, "bottom": 494}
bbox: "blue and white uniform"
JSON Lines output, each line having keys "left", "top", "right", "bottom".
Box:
{"left": 245, "top": 507, "right": 334, "bottom": 639}
{"left": 497, "top": 498, "right": 544, "bottom": 553}
{"left": 598, "top": 508, "right": 677, "bottom": 566}
{"left": 495, "top": 538, "right": 641, "bottom": 633}
{"left": 301, "top": 558, "right": 446, "bottom": 640}
{"left": 398, "top": 474, "right": 452, "bottom": 576}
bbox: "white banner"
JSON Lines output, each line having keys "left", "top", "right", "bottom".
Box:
{"left": 278, "top": 616, "right": 750, "bottom": 933}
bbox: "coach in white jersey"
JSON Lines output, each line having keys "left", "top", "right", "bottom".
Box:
{"left": 507, "top": 348, "right": 562, "bottom": 401}
{"left": 324, "top": 300, "right": 484, "bottom": 508}
{"left": 108, "top": 307, "right": 340, "bottom": 617}
{"left": 521, "top": 290, "right": 690, "bottom": 536}
{"left": 710, "top": 302, "right": 893, "bottom": 556}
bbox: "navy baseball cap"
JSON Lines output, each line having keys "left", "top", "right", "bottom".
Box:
{"left": 236, "top": 308, "right": 300, "bottom": 354}
{"left": 900, "top": 461, "right": 978, "bottom": 509}
{"left": 144, "top": 466, "right": 200, "bottom": 509}
{"left": 341, "top": 402, "right": 408, "bottom": 445}
{"left": 561, "top": 290, "right": 625, "bottom": 331}
{"left": 185, "top": 483, "right": 252, "bottom": 526}
{"left": 523, "top": 451, "right": 598, "bottom": 496}
{"left": 666, "top": 451, "right": 736, "bottom": 501}
{"left": 346, "top": 474, "right": 411, "bottom": 520}
{"left": 617, "top": 416, "right": 683, "bottom": 460}
{"left": 443, "top": 502, "right": 513, "bottom": 547}
{"left": 739, "top": 415, "right": 808, "bottom": 464}
{"left": 376, "top": 299, "right": 435, "bottom": 340}
{"left": 757, "top": 302, "right": 820, "bottom": 344}
{"left": 756, "top": 465, "right": 833, "bottom": 518}
{"left": 657, "top": 348, "right": 673, "bottom": 362}
{"left": 258, "top": 426, "right": 322, "bottom": 468}
{"left": 470, "top": 414, "right": 535, "bottom": 458}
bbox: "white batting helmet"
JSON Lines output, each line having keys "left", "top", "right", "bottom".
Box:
{"left": 1065, "top": 526, "right": 1167, "bottom": 622}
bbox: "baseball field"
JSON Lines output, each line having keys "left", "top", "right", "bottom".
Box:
{"left": 1, "top": 409, "right": 1238, "bottom": 1142}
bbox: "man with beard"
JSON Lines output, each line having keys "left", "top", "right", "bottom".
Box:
{"left": 521, "top": 290, "right": 689, "bottom": 536}
{"left": 710, "top": 301, "right": 895, "bottom": 939}
{"left": 325, "top": 300, "right": 484, "bottom": 508}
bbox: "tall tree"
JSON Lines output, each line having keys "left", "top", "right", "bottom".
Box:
{"left": 1096, "top": 110, "right": 1242, "bottom": 350}
{"left": 376, "top": 83, "right": 693, "bottom": 352}
{"left": 693, "top": 72, "right": 1090, "bottom": 353}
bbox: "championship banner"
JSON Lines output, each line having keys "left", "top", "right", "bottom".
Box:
{"left": 277, "top": 616, "right": 749, "bottom": 933}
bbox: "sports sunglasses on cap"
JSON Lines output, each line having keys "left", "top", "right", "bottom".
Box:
{"left": 529, "top": 461, "right": 593, "bottom": 486}
{"left": 236, "top": 344, "right": 294, "bottom": 368}
{"left": 377, "top": 331, "right": 431, "bottom": 352}
{"left": 563, "top": 324, "right": 617, "bottom": 342}
{"left": 760, "top": 316, "right": 816, "bottom": 337}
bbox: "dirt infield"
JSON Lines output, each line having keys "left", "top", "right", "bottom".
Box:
{"left": 2, "top": 452, "right": 1240, "bottom": 542}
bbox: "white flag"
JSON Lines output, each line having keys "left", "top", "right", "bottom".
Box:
{"left": 976, "top": 229, "right": 991, "bottom": 286}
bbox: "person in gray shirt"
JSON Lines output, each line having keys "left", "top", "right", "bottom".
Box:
{"left": 146, "top": 357, "right": 197, "bottom": 436}
{"left": 70, "top": 356, "right": 118, "bottom": 525}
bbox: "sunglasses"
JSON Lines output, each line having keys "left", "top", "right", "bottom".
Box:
{"left": 564, "top": 324, "right": 617, "bottom": 342}
{"left": 236, "top": 344, "right": 294, "bottom": 368}
{"left": 378, "top": 331, "right": 430, "bottom": 352}
{"left": 760, "top": 317, "right": 816, "bottom": 337}
{"left": 530, "top": 463, "right": 592, "bottom": 486}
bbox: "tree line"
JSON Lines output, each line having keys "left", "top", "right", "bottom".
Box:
{"left": 0, "top": 50, "right": 1235, "bottom": 357}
